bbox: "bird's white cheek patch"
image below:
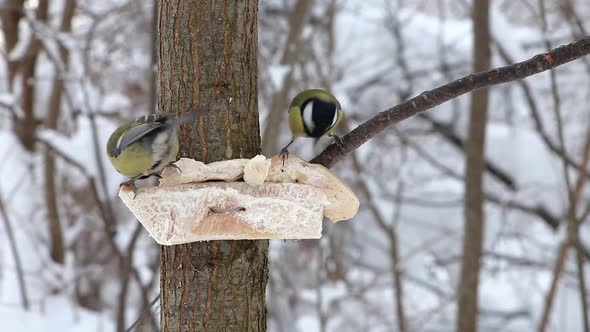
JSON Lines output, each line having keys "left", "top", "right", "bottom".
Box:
{"left": 331, "top": 109, "right": 339, "bottom": 127}
{"left": 303, "top": 101, "right": 315, "bottom": 132}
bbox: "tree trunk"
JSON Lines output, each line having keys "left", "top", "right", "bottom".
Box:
{"left": 158, "top": 1, "right": 268, "bottom": 331}
{"left": 456, "top": 1, "right": 490, "bottom": 332}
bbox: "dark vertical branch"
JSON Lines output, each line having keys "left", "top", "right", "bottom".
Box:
{"left": 575, "top": 240, "right": 590, "bottom": 332}
{"left": 456, "top": 1, "right": 490, "bottom": 332}
{"left": 569, "top": 132, "right": 590, "bottom": 332}
{"left": 390, "top": 203, "right": 407, "bottom": 332}
{"left": 116, "top": 224, "right": 143, "bottom": 332}
{"left": 13, "top": 0, "right": 48, "bottom": 152}
{"left": 43, "top": 0, "right": 76, "bottom": 265}
{"left": 537, "top": 238, "right": 568, "bottom": 332}
{"left": 0, "top": 0, "right": 24, "bottom": 85}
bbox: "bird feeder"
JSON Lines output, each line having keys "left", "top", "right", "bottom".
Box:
{"left": 119, "top": 154, "right": 359, "bottom": 245}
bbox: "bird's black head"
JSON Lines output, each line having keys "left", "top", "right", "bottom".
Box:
{"left": 301, "top": 98, "right": 338, "bottom": 138}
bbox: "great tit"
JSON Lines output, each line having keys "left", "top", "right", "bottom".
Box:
{"left": 106, "top": 113, "right": 192, "bottom": 195}
{"left": 280, "top": 89, "right": 343, "bottom": 157}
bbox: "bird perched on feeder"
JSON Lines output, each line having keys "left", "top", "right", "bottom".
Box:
{"left": 280, "top": 89, "right": 343, "bottom": 159}
{"left": 106, "top": 113, "right": 193, "bottom": 196}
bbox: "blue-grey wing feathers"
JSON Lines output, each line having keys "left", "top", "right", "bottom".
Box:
{"left": 115, "top": 113, "right": 194, "bottom": 153}
{"left": 115, "top": 120, "right": 166, "bottom": 153}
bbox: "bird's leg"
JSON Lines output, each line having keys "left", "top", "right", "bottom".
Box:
{"left": 280, "top": 139, "right": 294, "bottom": 156}
{"left": 120, "top": 178, "right": 139, "bottom": 199}
{"left": 279, "top": 139, "right": 294, "bottom": 167}
{"left": 329, "top": 134, "right": 344, "bottom": 148}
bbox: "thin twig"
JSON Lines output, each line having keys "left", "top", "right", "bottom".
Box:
{"left": 0, "top": 194, "right": 30, "bottom": 310}
{"left": 397, "top": 129, "right": 562, "bottom": 229}
{"left": 495, "top": 42, "right": 584, "bottom": 178}
{"left": 536, "top": 3, "right": 590, "bottom": 330}
{"left": 538, "top": 242, "right": 569, "bottom": 332}
{"left": 125, "top": 294, "right": 160, "bottom": 332}
{"left": 116, "top": 223, "right": 144, "bottom": 332}
{"left": 37, "top": 135, "right": 157, "bottom": 330}
{"left": 419, "top": 113, "right": 515, "bottom": 190}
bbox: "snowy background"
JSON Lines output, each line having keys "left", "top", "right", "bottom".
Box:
{"left": 1, "top": 0, "right": 589, "bottom": 331}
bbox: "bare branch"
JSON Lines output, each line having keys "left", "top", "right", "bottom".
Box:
{"left": 418, "top": 113, "right": 515, "bottom": 190}
{"left": 311, "top": 36, "right": 590, "bottom": 168}
{"left": 535, "top": 2, "right": 590, "bottom": 329}
{"left": 538, "top": 242, "right": 568, "bottom": 332}
{"left": 396, "top": 127, "right": 562, "bottom": 229}
{"left": 126, "top": 294, "right": 160, "bottom": 332}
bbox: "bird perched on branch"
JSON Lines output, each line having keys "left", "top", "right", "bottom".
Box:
{"left": 280, "top": 89, "right": 343, "bottom": 159}
{"left": 106, "top": 113, "right": 193, "bottom": 196}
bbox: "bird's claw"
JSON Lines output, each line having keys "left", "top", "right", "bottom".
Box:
{"left": 330, "top": 135, "right": 344, "bottom": 148}
{"left": 168, "top": 163, "right": 182, "bottom": 173}
{"left": 120, "top": 180, "right": 139, "bottom": 199}
{"left": 279, "top": 147, "right": 290, "bottom": 167}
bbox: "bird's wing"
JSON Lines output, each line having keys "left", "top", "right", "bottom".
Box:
{"left": 115, "top": 121, "right": 165, "bottom": 152}
{"left": 114, "top": 113, "right": 195, "bottom": 153}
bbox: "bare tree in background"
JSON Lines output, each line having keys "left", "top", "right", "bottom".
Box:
{"left": 0, "top": 0, "right": 72, "bottom": 266}
{"left": 456, "top": 1, "right": 490, "bottom": 331}
{"left": 0, "top": 1, "right": 160, "bottom": 330}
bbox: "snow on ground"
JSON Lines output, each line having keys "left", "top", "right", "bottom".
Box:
{"left": 0, "top": 297, "right": 113, "bottom": 332}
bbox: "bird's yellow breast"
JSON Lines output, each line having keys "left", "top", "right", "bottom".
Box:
{"left": 108, "top": 142, "right": 155, "bottom": 178}
{"left": 288, "top": 106, "right": 308, "bottom": 138}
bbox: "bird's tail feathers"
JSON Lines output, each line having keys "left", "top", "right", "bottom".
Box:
{"left": 168, "top": 110, "right": 198, "bottom": 127}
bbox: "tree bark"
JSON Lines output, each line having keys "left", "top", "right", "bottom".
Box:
{"left": 158, "top": 1, "right": 268, "bottom": 331}
{"left": 456, "top": 1, "right": 490, "bottom": 332}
